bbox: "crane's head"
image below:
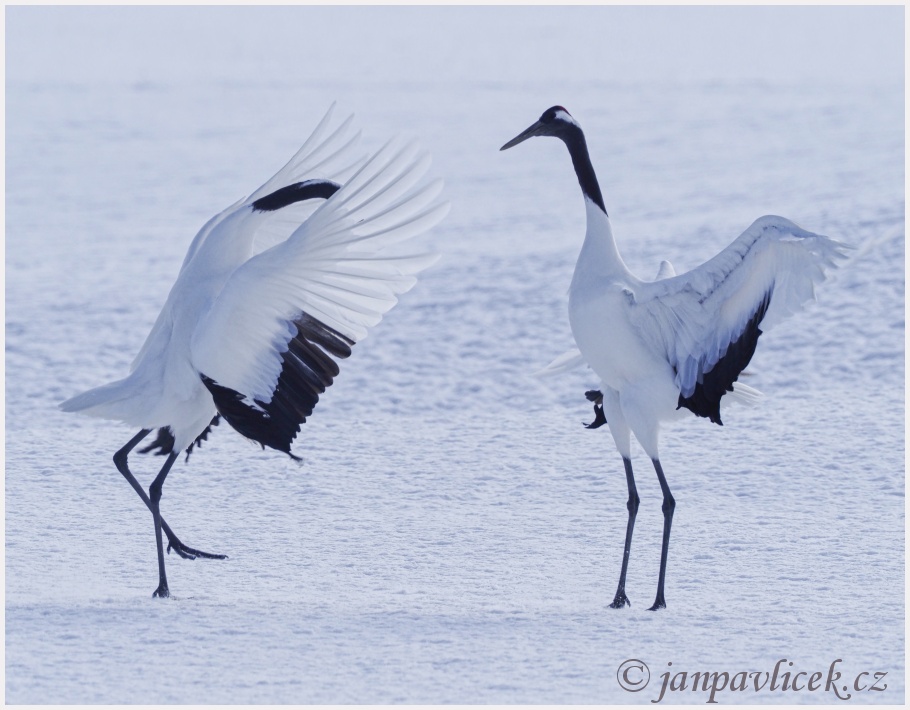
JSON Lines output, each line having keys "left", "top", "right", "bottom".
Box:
{"left": 500, "top": 106, "right": 580, "bottom": 151}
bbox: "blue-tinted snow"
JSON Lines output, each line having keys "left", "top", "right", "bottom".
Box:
{"left": 5, "top": 5, "right": 904, "bottom": 705}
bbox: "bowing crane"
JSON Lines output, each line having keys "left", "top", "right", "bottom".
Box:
{"left": 501, "top": 106, "right": 847, "bottom": 610}
{"left": 61, "top": 105, "right": 449, "bottom": 597}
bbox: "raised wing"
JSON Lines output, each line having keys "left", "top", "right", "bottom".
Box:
{"left": 629, "top": 215, "right": 849, "bottom": 423}
{"left": 248, "top": 105, "right": 363, "bottom": 201}
{"left": 190, "top": 134, "right": 449, "bottom": 457}
{"left": 184, "top": 103, "right": 366, "bottom": 270}
{"left": 129, "top": 104, "right": 364, "bottom": 375}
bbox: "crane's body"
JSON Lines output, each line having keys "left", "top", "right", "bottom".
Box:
{"left": 65, "top": 201, "right": 302, "bottom": 452}
{"left": 502, "top": 106, "right": 848, "bottom": 609}
{"left": 61, "top": 106, "right": 449, "bottom": 597}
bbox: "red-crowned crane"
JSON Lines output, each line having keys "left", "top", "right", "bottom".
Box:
{"left": 501, "top": 106, "right": 848, "bottom": 610}
{"left": 61, "top": 105, "right": 449, "bottom": 597}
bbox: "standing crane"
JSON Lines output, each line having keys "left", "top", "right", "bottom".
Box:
{"left": 61, "top": 106, "right": 449, "bottom": 597}
{"left": 501, "top": 106, "right": 847, "bottom": 610}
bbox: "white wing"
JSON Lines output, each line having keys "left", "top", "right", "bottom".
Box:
{"left": 183, "top": 102, "right": 366, "bottom": 270}
{"left": 189, "top": 134, "right": 448, "bottom": 453}
{"left": 129, "top": 104, "right": 365, "bottom": 374}
{"left": 655, "top": 259, "right": 677, "bottom": 279}
{"left": 628, "top": 215, "right": 850, "bottom": 399}
{"left": 246, "top": 102, "right": 361, "bottom": 204}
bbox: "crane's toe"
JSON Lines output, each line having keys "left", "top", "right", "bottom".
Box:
{"left": 609, "top": 592, "right": 631, "bottom": 609}
{"left": 647, "top": 599, "right": 667, "bottom": 611}
{"left": 584, "top": 390, "right": 607, "bottom": 429}
{"left": 166, "top": 536, "right": 228, "bottom": 560}
{"left": 585, "top": 404, "right": 607, "bottom": 429}
{"left": 152, "top": 584, "right": 170, "bottom": 598}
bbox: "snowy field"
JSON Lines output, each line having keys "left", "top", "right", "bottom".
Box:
{"left": 5, "top": 6, "right": 904, "bottom": 704}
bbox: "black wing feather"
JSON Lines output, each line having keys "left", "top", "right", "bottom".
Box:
{"left": 677, "top": 289, "right": 772, "bottom": 425}
{"left": 200, "top": 312, "right": 354, "bottom": 459}
{"left": 251, "top": 179, "right": 340, "bottom": 212}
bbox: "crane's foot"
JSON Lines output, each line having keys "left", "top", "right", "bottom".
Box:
{"left": 584, "top": 390, "right": 607, "bottom": 429}
{"left": 166, "top": 535, "right": 228, "bottom": 560}
{"left": 585, "top": 405, "right": 607, "bottom": 429}
{"left": 609, "top": 591, "right": 631, "bottom": 609}
{"left": 647, "top": 598, "right": 667, "bottom": 611}
{"left": 152, "top": 584, "right": 170, "bottom": 598}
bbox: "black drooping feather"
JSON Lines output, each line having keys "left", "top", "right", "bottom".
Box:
{"left": 200, "top": 312, "right": 354, "bottom": 459}
{"left": 677, "top": 290, "right": 772, "bottom": 425}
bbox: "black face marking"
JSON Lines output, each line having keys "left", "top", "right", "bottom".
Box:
{"left": 137, "top": 416, "right": 221, "bottom": 461}
{"left": 251, "top": 179, "right": 341, "bottom": 212}
{"left": 677, "top": 290, "right": 773, "bottom": 425}
{"left": 200, "top": 312, "right": 355, "bottom": 459}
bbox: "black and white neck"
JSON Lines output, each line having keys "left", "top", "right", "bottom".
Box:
{"left": 501, "top": 106, "right": 627, "bottom": 279}
{"left": 551, "top": 110, "right": 608, "bottom": 216}
{"left": 500, "top": 106, "right": 607, "bottom": 215}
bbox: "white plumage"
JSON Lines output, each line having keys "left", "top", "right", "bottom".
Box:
{"left": 61, "top": 105, "right": 448, "bottom": 596}
{"left": 630, "top": 215, "right": 844, "bottom": 402}
{"left": 502, "top": 105, "right": 849, "bottom": 610}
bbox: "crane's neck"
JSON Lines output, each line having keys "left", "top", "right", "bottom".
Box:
{"left": 561, "top": 126, "right": 629, "bottom": 281}
{"left": 572, "top": 198, "right": 628, "bottom": 286}
{"left": 563, "top": 127, "right": 607, "bottom": 215}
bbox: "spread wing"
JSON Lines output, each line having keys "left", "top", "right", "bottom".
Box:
{"left": 190, "top": 134, "right": 449, "bottom": 456}
{"left": 183, "top": 102, "right": 366, "bottom": 270}
{"left": 628, "top": 215, "right": 849, "bottom": 422}
{"left": 129, "top": 103, "right": 365, "bottom": 375}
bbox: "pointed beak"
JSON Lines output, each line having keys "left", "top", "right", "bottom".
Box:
{"left": 500, "top": 120, "right": 546, "bottom": 151}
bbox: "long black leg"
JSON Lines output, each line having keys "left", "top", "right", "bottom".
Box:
{"left": 149, "top": 452, "right": 178, "bottom": 597}
{"left": 648, "top": 458, "right": 676, "bottom": 611}
{"left": 610, "top": 456, "right": 639, "bottom": 608}
{"left": 113, "top": 431, "right": 226, "bottom": 560}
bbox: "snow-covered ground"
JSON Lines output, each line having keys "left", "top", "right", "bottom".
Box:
{"left": 5, "top": 6, "right": 904, "bottom": 704}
